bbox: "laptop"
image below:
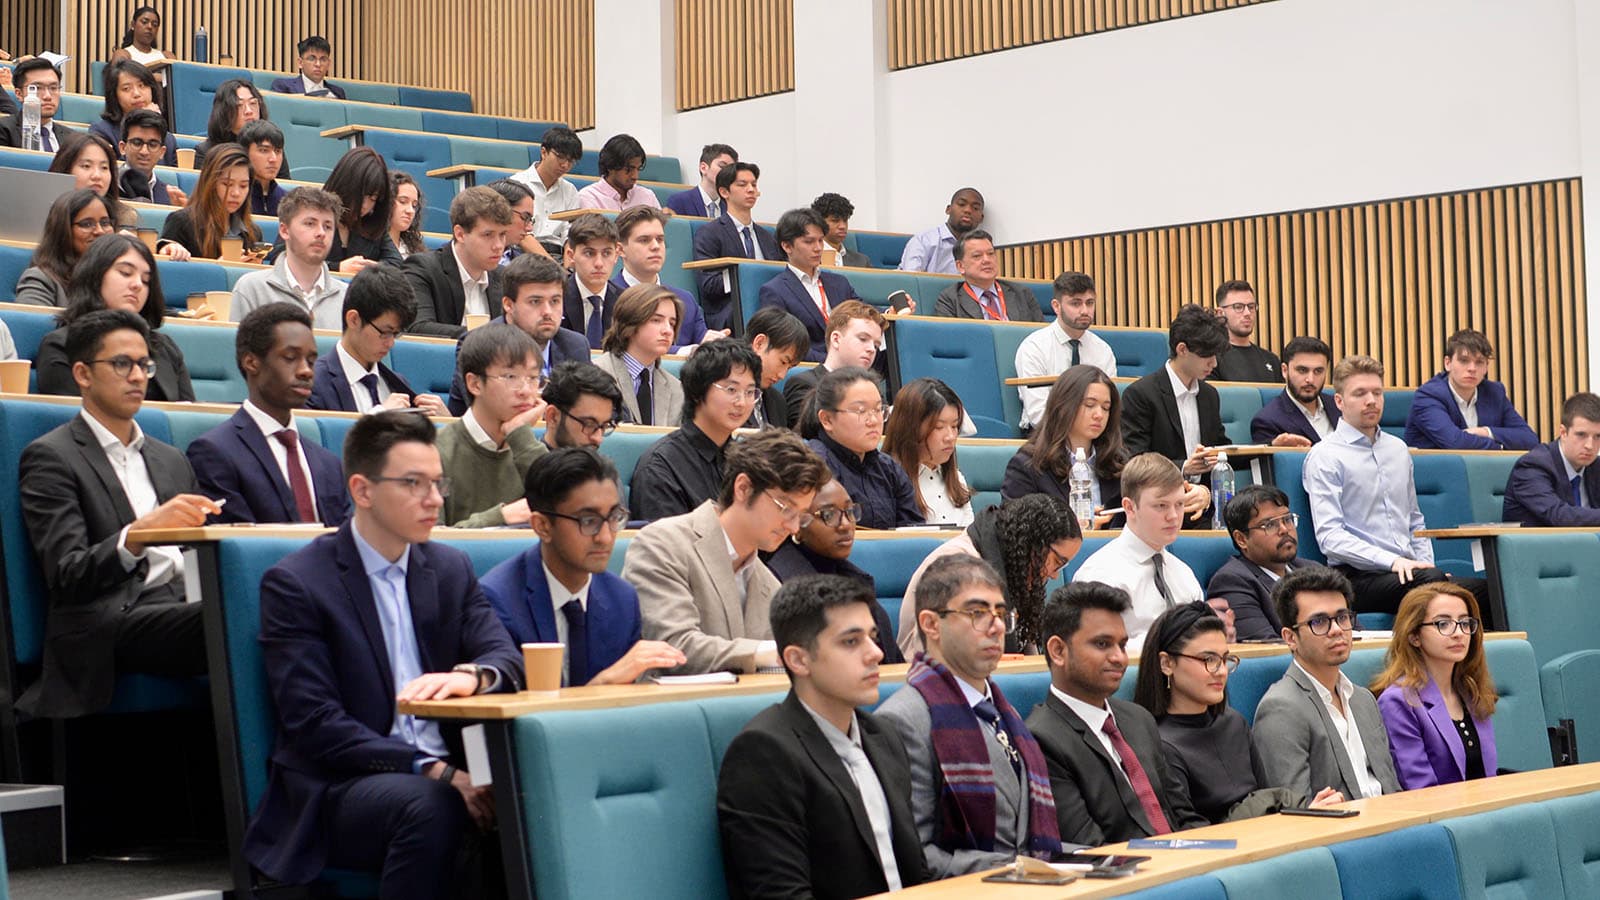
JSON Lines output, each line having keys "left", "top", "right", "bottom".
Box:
{"left": 0, "top": 166, "right": 77, "bottom": 243}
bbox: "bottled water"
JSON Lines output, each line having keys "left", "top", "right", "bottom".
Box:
{"left": 195, "top": 25, "right": 209, "bottom": 63}
{"left": 1069, "top": 447, "right": 1094, "bottom": 528}
{"left": 20, "top": 85, "right": 40, "bottom": 152}
{"left": 1211, "top": 452, "right": 1235, "bottom": 531}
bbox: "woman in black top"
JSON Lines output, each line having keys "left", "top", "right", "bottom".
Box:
{"left": 267, "top": 147, "right": 402, "bottom": 273}
{"left": 192, "top": 79, "right": 293, "bottom": 178}
{"left": 158, "top": 143, "right": 261, "bottom": 260}
{"left": 801, "top": 366, "right": 921, "bottom": 529}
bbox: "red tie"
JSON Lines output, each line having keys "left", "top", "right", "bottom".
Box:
{"left": 274, "top": 430, "right": 317, "bottom": 523}
{"left": 1102, "top": 716, "right": 1171, "bottom": 834}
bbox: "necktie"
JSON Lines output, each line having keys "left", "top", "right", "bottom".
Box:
{"left": 972, "top": 698, "right": 1022, "bottom": 779}
{"left": 42, "top": 128, "right": 54, "bottom": 153}
{"left": 741, "top": 226, "right": 756, "bottom": 259}
{"left": 1070, "top": 338, "right": 1082, "bottom": 367}
{"left": 707, "top": 198, "right": 720, "bottom": 219}
{"left": 979, "top": 289, "right": 1004, "bottom": 321}
{"left": 635, "top": 369, "right": 653, "bottom": 426}
{"left": 1151, "top": 553, "right": 1175, "bottom": 608}
{"left": 273, "top": 430, "right": 317, "bottom": 523}
{"left": 815, "top": 278, "right": 830, "bottom": 319}
{"left": 1102, "top": 716, "right": 1172, "bottom": 834}
{"left": 358, "top": 373, "right": 380, "bottom": 408}
{"left": 1573, "top": 475, "right": 1584, "bottom": 507}
{"left": 561, "top": 598, "right": 589, "bottom": 686}
{"left": 585, "top": 296, "right": 604, "bottom": 348}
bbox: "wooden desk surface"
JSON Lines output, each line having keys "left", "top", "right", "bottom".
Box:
{"left": 1416, "top": 525, "right": 1598, "bottom": 538}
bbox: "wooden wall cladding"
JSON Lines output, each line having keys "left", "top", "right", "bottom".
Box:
{"left": 996, "top": 179, "right": 1589, "bottom": 439}
{"left": 676, "top": 0, "right": 794, "bottom": 111}
{"left": 887, "top": 0, "right": 1274, "bottom": 70}
{"left": 0, "top": 2, "right": 60, "bottom": 76}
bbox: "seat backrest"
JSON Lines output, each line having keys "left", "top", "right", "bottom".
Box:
{"left": 446, "top": 135, "right": 528, "bottom": 171}
{"left": 659, "top": 216, "right": 697, "bottom": 296}
{"left": 891, "top": 318, "right": 1005, "bottom": 434}
{"left": 0, "top": 148, "right": 51, "bottom": 173}
{"left": 1269, "top": 449, "right": 1323, "bottom": 563}
{"left": 1380, "top": 389, "right": 1414, "bottom": 439}
{"left": 1214, "top": 386, "right": 1265, "bottom": 446}
{"left": 990, "top": 670, "right": 1053, "bottom": 720}
{"left": 1100, "top": 329, "right": 1170, "bottom": 379}
{"left": 850, "top": 232, "right": 910, "bottom": 269}
{"left": 363, "top": 130, "right": 456, "bottom": 232}
{"left": 1165, "top": 535, "right": 1240, "bottom": 587}
{"left": 156, "top": 260, "right": 230, "bottom": 310}
{"left": 496, "top": 118, "right": 563, "bottom": 145}
{"left": 0, "top": 305, "right": 58, "bottom": 360}
{"left": 1461, "top": 453, "right": 1518, "bottom": 524}
{"left": 339, "top": 82, "right": 401, "bottom": 106}
{"left": 733, "top": 262, "right": 786, "bottom": 329}
{"left": 1329, "top": 824, "right": 1464, "bottom": 900}
{"left": 397, "top": 85, "right": 473, "bottom": 113}
{"left": 1411, "top": 454, "right": 1477, "bottom": 573}
{"left": 168, "top": 62, "right": 253, "bottom": 135}
{"left": 1441, "top": 803, "right": 1563, "bottom": 899}
{"left": 1540, "top": 650, "right": 1600, "bottom": 765}
{"left": 989, "top": 324, "right": 1043, "bottom": 434}
{"left": 1494, "top": 532, "right": 1600, "bottom": 667}
{"left": 1214, "top": 847, "right": 1342, "bottom": 900}
{"left": 597, "top": 429, "right": 667, "bottom": 506}
{"left": 954, "top": 442, "right": 1018, "bottom": 516}
{"left": 850, "top": 537, "right": 946, "bottom": 640}
{"left": 164, "top": 322, "right": 248, "bottom": 402}
{"left": 425, "top": 111, "right": 498, "bottom": 140}
{"left": 1478, "top": 638, "right": 1552, "bottom": 772}
{"left": 385, "top": 339, "right": 456, "bottom": 399}
{"left": 162, "top": 409, "right": 232, "bottom": 451}
{"left": 339, "top": 102, "right": 425, "bottom": 132}
{"left": 699, "top": 693, "right": 781, "bottom": 765}
{"left": 1545, "top": 791, "right": 1600, "bottom": 895}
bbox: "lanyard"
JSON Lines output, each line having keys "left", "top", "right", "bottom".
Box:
{"left": 963, "top": 282, "right": 1007, "bottom": 321}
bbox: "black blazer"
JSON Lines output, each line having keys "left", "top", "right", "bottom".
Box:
{"left": 1503, "top": 440, "right": 1600, "bottom": 527}
{"left": 0, "top": 113, "right": 74, "bottom": 149}
{"left": 1000, "top": 447, "right": 1124, "bottom": 528}
{"left": 717, "top": 692, "right": 930, "bottom": 899}
{"left": 17, "top": 415, "right": 197, "bottom": 717}
{"left": 561, "top": 274, "right": 623, "bottom": 348}
{"left": 1120, "top": 368, "right": 1228, "bottom": 463}
{"left": 402, "top": 242, "right": 504, "bottom": 338}
{"left": 931, "top": 279, "right": 1045, "bottom": 323}
{"left": 36, "top": 327, "right": 195, "bottom": 403}
{"left": 1025, "top": 693, "right": 1206, "bottom": 846}
{"left": 1205, "top": 555, "right": 1320, "bottom": 642}
{"left": 691, "top": 213, "right": 780, "bottom": 330}
{"left": 1250, "top": 391, "right": 1341, "bottom": 445}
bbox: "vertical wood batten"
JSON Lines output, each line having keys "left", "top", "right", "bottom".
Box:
{"left": 676, "top": 0, "right": 793, "bottom": 111}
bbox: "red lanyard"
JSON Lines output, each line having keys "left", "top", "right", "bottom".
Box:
{"left": 963, "top": 282, "right": 1007, "bottom": 321}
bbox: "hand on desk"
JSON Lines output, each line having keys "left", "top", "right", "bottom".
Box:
{"left": 126, "top": 493, "right": 224, "bottom": 553}
{"left": 1271, "top": 433, "right": 1314, "bottom": 448}
{"left": 1308, "top": 787, "right": 1346, "bottom": 808}
{"left": 398, "top": 670, "right": 478, "bottom": 702}
{"left": 590, "top": 640, "right": 688, "bottom": 685}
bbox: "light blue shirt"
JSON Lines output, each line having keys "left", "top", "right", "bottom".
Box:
{"left": 350, "top": 524, "right": 449, "bottom": 762}
{"left": 622, "top": 352, "right": 650, "bottom": 394}
{"left": 1303, "top": 419, "right": 1432, "bottom": 570}
{"left": 898, "top": 223, "right": 958, "bottom": 274}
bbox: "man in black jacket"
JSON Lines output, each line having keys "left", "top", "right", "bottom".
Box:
{"left": 1120, "top": 303, "right": 1230, "bottom": 477}
{"left": 404, "top": 187, "right": 512, "bottom": 338}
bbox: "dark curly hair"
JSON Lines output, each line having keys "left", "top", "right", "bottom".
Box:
{"left": 994, "top": 494, "right": 1081, "bottom": 648}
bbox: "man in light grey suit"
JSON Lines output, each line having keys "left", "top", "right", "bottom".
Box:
{"left": 621, "top": 429, "right": 830, "bottom": 674}
{"left": 594, "top": 284, "right": 685, "bottom": 426}
{"left": 1252, "top": 567, "right": 1401, "bottom": 800}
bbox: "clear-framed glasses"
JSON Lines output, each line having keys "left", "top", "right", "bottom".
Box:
{"left": 72, "top": 216, "right": 116, "bottom": 232}
{"left": 1423, "top": 616, "right": 1480, "bottom": 636}
{"left": 542, "top": 506, "right": 630, "bottom": 536}
{"left": 1247, "top": 512, "right": 1299, "bottom": 534}
{"left": 372, "top": 475, "right": 451, "bottom": 499}
{"left": 89, "top": 355, "right": 156, "bottom": 378}
{"left": 764, "top": 491, "right": 814, "bottom": 528}
{"left": 831, "top": 404, "right": 888, "bottom": 423}
{"left": 484, "top": 373, "right": 546, "bottom": 391}
{"left": 710, "top": 381, "right": 762, "bottom": 404}
{"left": 935, "top": 601, "right": 1013, "bottom": 633}
{"left": 1173, "top": 652, "right": 1242, "bottom": 675}
{"left": 1293, "top": 610, "right": 1355, "bottom": 636}
{"left": 813, "top": 504, "right": 862, "bottom": 527}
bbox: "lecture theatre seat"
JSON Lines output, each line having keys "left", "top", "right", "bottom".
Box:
{"left": 1330, "top": 825, "right": 1464, "bottom": 900}
{"left": 164, "top": 321, "right": 249, "bottom": 402}
{"left": 1541, "top": 651, "right": 1600, "bottom": 763}
{"left": 1411, "top": 453, "right": 1478, "bottom": 577}
{"left": 337, "top": 101, "right": 425, "bottom": 132}
{"left": 362, "top": 130, "right": 456, "bottom": 233}
{"left": 1546, "top": 792, "right": 1600, "bottom": 895}
{"left": 0, "top": 249, "right": 35, "bottom": 304}
{"left": 889, "top": 317, "right": 1016, "bottom": 437}
{"left": 398, "top": 85, "right": 473, "bottom": 113}
{"left": 1101, "top": 329, "right": 1171, "bottom": 379}
{"left": 1214, "top": 847, "right": 1343, "bottom": 900}
{"left": 0, "top": 148, "right": 49, "bottom": 173}
{"left": 445, "top": 134, "right": 530, "bottom": 171}
{"left": 385, "top": 338, "right": 457, "bottom": 399}
{"left": 954, "top": 441, "right": 1016, "bottom": 515}
{"left": 260, "top": 92, "right": 353, "bottom": 178}
{"left": 845, "top": 232, "right": 909, "bottom": 269}
{"left": 156, "top": 260, "right": 232, "bottom": 310}
{"left": 849, "top": 536, "right": 945, "bottom": 640}
{"left": 1380, "top": 388, "right": 1413, "bottom": 440}
{"left": 1442, "top": 800, "right": 1565, "bottom": 899}
{"left": 1214, "top": 385, "right": 1265, "bottom": 446}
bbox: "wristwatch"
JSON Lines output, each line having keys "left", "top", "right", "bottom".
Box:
{"left": 452, "top": 663, "right": 491, "bottom": 694}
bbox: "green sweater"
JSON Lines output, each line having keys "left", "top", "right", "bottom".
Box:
{"left": 436, "top": 418, "right": 548, "bottom": 527}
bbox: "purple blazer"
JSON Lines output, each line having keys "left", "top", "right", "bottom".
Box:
{"left": 1377, "top": 679, "right": 1497, "bottom": 790}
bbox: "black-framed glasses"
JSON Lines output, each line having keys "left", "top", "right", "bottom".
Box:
{"left": 123, "top": 137, "right": 163, "bottom": 151}
{"left": 371, "top": 475, "right": 451, "bottom": 499}
{"left": 1173, "top": 652, "right": 1241, "bottom": 675}
{"left": 813, "top": 504, "right": 862, "bottom": 527}
{"left": 541, "top": 506, "right": 629, "bottom": 536}
{"left": 1293, "top": 610, "right": 1355, "bottom": 636}
{"left": 362, "top": 319, "right": 402, "bottom": 341}
{"left": 1219, "top": 302, "right": 1259, "bottom": 313}
{"left": 935, "top": 602, "right": 1013, "bottom": 633}
{"left": 1423, "top": 616, "right": 1479, "bottom": 636}
{"left": 72, "top": 216, "right": 115, "bottom": 232}
{"left": 764, "top": 491, "right": 813, "bottom": 528}
{"left": 1246, "top": 512, "right": 1299, "bottom": 534}
{"left": 89, "top": 355, "right": 156, "bottom": 378}
{"left": 562, "top": 411, "right": 617, "bottom": 438}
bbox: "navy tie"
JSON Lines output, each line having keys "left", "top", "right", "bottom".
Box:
{"left": 358, "top": 373, "right": 380, "bottom": 407}
{"left": 1070, "top": 338, "right": 1081, "bottom": 367}
{"left": 585, "top": 297, "right": 604, "bottom": 348}
{"left": 741, "top": 226, "right": 756, "bottom": 259}
{"left": 973, "top": 698, "right": 1022, "bottom": 777}
{"left": 561, "top": 599, "right": 589, "bottom": 686}
{"left": 1573, "top": 475, "right": 1584, "bottom": 507}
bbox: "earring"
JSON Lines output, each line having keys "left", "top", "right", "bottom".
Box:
{"left": 1165, "top": 673, "right": 1172, "bottom": 690}
{"left": 791, "top": 532, "right": 802, "bottom": 545}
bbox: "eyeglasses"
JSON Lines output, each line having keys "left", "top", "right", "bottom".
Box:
{"left": 1219, "top": 302, "right": 1259, "bottom": 313}
{"left": 72, "top": 217, "right": 116, "bottom": 232}
{"left": 541, "top": 506, "right": 629, "bottom": 536}
{"left": 764, "top": 491, "right": 813, "bottom": 528}
{"left": 371, "top": 475, "right": 451, "bottom": 499}
{"left": 830, "top": 404, "right": 888, "bottom": 422}
{"left": 89, "top": 355, "right": 156, "bottom": 378}
{"left": 514, "top": 211, "right": 535, "bottom": 226}
{"left": 27, "top": 84, "right": 62, "bottom": 96}
{"left": 123, "top": 137, "right": 164, "bottom": 151}
{"left": 362, "top": 320, "right": 402, "bottom": 341}
{"left": 1422, "top": 616, "right": 1480, "bottom": 636}
{"left": 484, "top": 373, "right": 546, "bottom": 391}
{"left": 935, "top": 601, "right": 1013, "bottom": 633}
{"left": 1173, "top": 652, "right": 1242, "bottom": 675}
{"left": 1246, "top": 512, "right": 1299, "bottom": 534}
{"left": 813, "top": 504, "right": 862, "bottom": 527}
{"left": 1292, "top": 610, "right": 1355, "bottom": 636}
{"left": 563, "top": 411, "right": 617, "bottom": 438}
{"left": 710, "top": 381, "right": 762, "bottom": 404}
{"left": 1044, "top": 545, "right": 1073, "bottom": 576}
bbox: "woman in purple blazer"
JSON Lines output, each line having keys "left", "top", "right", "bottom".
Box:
{"left": 1372, "top": 583, "right": 1499, "bottom": 789}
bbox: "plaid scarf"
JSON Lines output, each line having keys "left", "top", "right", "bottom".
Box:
{"left": 907, "top": 653, "right": 1062, "bottom": 858}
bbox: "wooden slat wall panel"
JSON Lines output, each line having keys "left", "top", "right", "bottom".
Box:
{"left": 887, "top": 0, "right": 1273, "bottom": 70}
{"left": 0, "top": 2, "right": 60, "bottom": 74}
{"left": 995, "top": 179, "right": 1589, "bottom": 439}
{"left": 676, "top": 0, "right": 793, "bottom": 111}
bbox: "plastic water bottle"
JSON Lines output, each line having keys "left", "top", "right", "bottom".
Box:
{"left": 1211, "top": 452, "right": 1235, "bottom": 530}
{"left": 194, "top": 25, "right": 209, "bottom": 63}
{"left": 20, "top": 85, "right": 40, "bottom": 152}
{"left": 1068, "top": 447, "right": 1094, "bottom": 529}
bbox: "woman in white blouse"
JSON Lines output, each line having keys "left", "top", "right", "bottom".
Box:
{"left": 884, "top": 377, "right": 975, "bottom": 528}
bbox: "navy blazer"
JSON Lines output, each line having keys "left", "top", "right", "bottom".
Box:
{"left": 691, "top": 213, "right": 780, "bottom": 331}
{"left": 1250, "top": 391, "right": 1341, "bottom": 445}
{"left": 480, "top": 543, "right": 641, "bottom": 685}
{"left": 243, "top": 524, "right": 522, "bottom": 884}
{"left": 306, "top": 352, "right": 416, "bottom": 413}
{"left": 664, "top": 187, "right": 710, "bottom": 218}
{"left": 756, "top": 268, "right": 861, "bottom": 362}
{"left": 1205, "top": 555, "right": 1321, "bottom": 642}
{"left": 446, "top": 318, "right": 591, "bottom": 416}
{"left": 269, "top": 75, "right": 347, "bottom": 100}
{"left": 1403, "top": 372, "right": 1539, "bottom": 451}
{"left": 1502, "top": 440, "right": 1600, "bottom": 526}
{"left": 186, "top": 408, "right": 351, "bottom": 527}
{"left": 562, "top": 274, "right": 623, "bottom": 349}
{"left": 609, "top": 272, "right": 709, "bottom": 350}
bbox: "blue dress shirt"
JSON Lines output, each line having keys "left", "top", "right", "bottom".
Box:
{"left": 1303, "top": 419, "right": 1433, "bottom": 570}
{"left": 897, "top": 223, "right": 958, "bottom": 274}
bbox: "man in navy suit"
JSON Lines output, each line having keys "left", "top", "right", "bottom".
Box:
{"left": 691, "top": 162, "right": 780, "bottom": 331}
{"left": 269, "top": 35, "right": 347, "bottom": 99}
{"left": 1250, "top": 336, "right": 1342, "bottom": 446}
{"left": 188, "top": 303, "right": 350, "bottom": 526}
{"left": 664, "top": 142, "right": 737, "bottom": 218}
{"left": 1503, "top": 392, "right": 1600, "bottom": 526}
{"left": 757, "top": 208, "right": 863, "bottom": 362}
{"left": 1404, "top": 329, "right": 1539, "bottom": 451}
{"left": 483, "top": 449, "right": 685, "bottom": 684}
{"left": 612, "top": 205, "right": 717, "bottom": 350}
{"left": 244, "top": 411, "right": 523, "bottom": 898}
{"left": 308, "top": 265, "right": 449, "bottom": 415}
{"left": 560, "top": 213, "right": 624, "bottom": 348}
{"left": 447, "top": 254, "right": 590, "bottom": 415}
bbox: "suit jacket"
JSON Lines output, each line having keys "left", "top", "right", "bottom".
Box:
{"left": 664, "top": 187, "right": 711, "bottom": 218}
{"left": 593, "top": 351, "right": 684, "bottom": 427}
{"left": 1502, "top": 440, "right": 1600, "bottom": 526}
{"left": 446, "top": 318, "right": 590, "bottom": 416}
{"left": 36, "top": 327, "right": 195, "bottom": 403}
{"left": 17, "top": 415, "right": 197, "bottom": 717}
{"left": 186, "top": 408, "right": 350, "bottom": 527}
{"left": 1377, "top": 680, "right": 1497, "bottom": 790}
{"left": 1403, "top": 372, "right": 1539, "bottom": 451}
{"left": 1205, "top": 556, "right": 1321, "bottom": 642}
{"left": 1120, "top": 368, "right": 1228, "bottom": 463}
{"left": 403, "top": 242, "right": 505, "bottom": 338}
{"left": 718, "top": 692, "right": 931, "bottom": 899}
{"left": 691, "top": 213, "right": 780, "bottom": 330}
{"left": 931, "top": 280, "right": 1045, "bottom": 323}
{"left": 480, "top": 543, "right": 640, "bottom": 684}
{"left": 564, "top": 275, "right": 624, "bottom": 349}
{"left": 834, "top": 246, "right": 872, "bottom": 268}
{"left": 999, "top": 447, "right": 1124, "bottom": 528}
{"left": 1250, "top": 391, "right": 1341, "bottom": 445}
{"left": 306, "top": 352, "right": 416, "bottom": 413}
{"left": 243, "top": 524, "right": 522, "bottom": 884}
{"left": 0, "top": 90, "right": 14, "bottom": 118}
{"left": 0, "top": 113, "right": 74, "bottom": 150}
{"left": 1025, "top": 693, "right": 1206, "bottom": 846}
{"left": 609, "top": 272, "right": 709, "bottom": 350}
{"left": 1252, "top": 664, "right": 1402, "bottom": 801}
{"left": 620, "top": 499, "right": 779, "bottom": 674}
{"left": 757, "top": 268, "right": 862, "bottom": 362}
{"left": 269, "top": 75, "right": 348, "bottom": 100}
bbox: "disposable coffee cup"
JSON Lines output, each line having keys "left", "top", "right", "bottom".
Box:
{"left": 205, "top": 291, "right": 233, "bottom": 320}
{"left": 219, "top": 235, "right": 244, "bottom": 261}
{"left": 464, "top": 314, "right": 490, "bottom": 331}
{"left": 176, "top": 148, "right": 196, "bottom": 169}
{"left": 522, "top": 643, "right": 564, "bottom": 692}
{"left": 0, "top": 360, "right": 29, "bottom": 394}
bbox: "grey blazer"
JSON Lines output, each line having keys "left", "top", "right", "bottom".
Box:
{"left": 620, "top": 499, "right": 778, "bottom": 674}
{"left": 14, "top": 266, "right": 68, "bottom": 308}
{"left": 594, "top": 351, "right": 685, "bottom": 427}
{"left": 1251, "top": 663, "right": 1402, "bottom": 800}
{"left": 931, "top": 279, "right": 1045, "bottom": 323}
{"left": 874, "top": 681, "right": 1029, "bottom": 879}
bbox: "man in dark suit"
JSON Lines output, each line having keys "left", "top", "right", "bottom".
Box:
{"left": 188, "top": 303, "right": 350, "bottom": 526}
{"left": 718, "top": 574, "right": 931, "bottom": 898}
{"left": 1208, "top": 485, "right": 1320, "bottom": 642}
{"left": 1403, "top": 328, "right": 1539, "bottom": 451}
{"left": 1251, "top": 336, "right": 1340, "bottom": 447}
{"left": 692, "top": 162, "right": 780, "bottom": 331}
{"left": 1503, "top": 391, "right": 1600, "bottom": 526}
{"left": 1027, "top": 582, "right": 1206, "bottom": 845}
{"left": 309, "top": 266, "right": 448, "bottom": 415}
{"left": 611, "top": 206, "right": 714, "bottom": 349}
{"left": 446, "top": 254, "right": 590, "bottom": 416}
{"left": 405, "top": 187, "right": 512, "bottom": 338}
{"left": 1121, "top": 303, "right": 1231, "bottom": 476}
{"left": 483, "top": 448, "right": 685, "bottom": 683}
{"left": 539, "top": 361, "right": 622, "bottom": 451}
{"left": 664, "top": 142, "right": 737, "bottom": 218}
{"left": 17, "top": 310, "right": 222, "bottom": 718}
{"left": 758, "top": 208, "right": 863, "bottom": 362}
{"left": 0, "top": 58, "right": 75, "bottom": 152}
{"left": 559, "top": 213, "right": 624, "bottom": 347}
{"left": 243, "top": 411, "right": 523, "bottom": 898}
{"left": 931, "top": 230, "right": 1043, "bottom": 323}
{"left": 743, "top": 307, "right": 810, "bottom": 429}
{"left": 269, "top": 35, "right": 348, "bottom": 99}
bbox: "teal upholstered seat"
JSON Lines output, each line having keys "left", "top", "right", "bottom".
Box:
{"left": 1216, "top": 848, "right": 1342, "bottom": 900}
{"left": 1442, "top": 803, "right": 1564, "bottom": 900}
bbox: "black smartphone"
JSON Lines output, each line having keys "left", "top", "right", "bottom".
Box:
{"left": 1281, "top": 807, "right": 1359, "bottom": 818}
{"left": 1052, "top": 853, "right": 1150, "bottom": 868}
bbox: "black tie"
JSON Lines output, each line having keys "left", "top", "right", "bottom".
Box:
{"left": 635, "top": 369, "right": 653, "bottom": 426}
{"left": 1070, "top": 338, "right": 1081, "bottom": 367}
{"left": 359, "top": 373, "right": 380, "bottom": 407}
{"left": 561, "top": 599, "right": 589, "bottom": 686}
{"left": 585, "top": 297, "right": 604, "bottom": 348}
{"left": 1151, "top": 553, "right": 1175, "bottom": 608}
{"left": 973, "top": 698, "right": 1022, "bottom": 778}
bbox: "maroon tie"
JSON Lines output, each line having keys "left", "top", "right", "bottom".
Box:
{"left": 1102, "top": 716, "right": 1172, "bottom": 834}
{"left": 274, "top": 430, "right": 317, "bottom": 523}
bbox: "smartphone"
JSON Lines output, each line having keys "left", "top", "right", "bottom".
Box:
{"left": 1053, "top": 853, "right": 1150, "bottom": 869}
{"left": 1281, "top": 807, "right": 1359, "bottom": 818}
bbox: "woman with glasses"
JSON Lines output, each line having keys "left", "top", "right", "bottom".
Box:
{"left": 1135, "top": 602, "right": 1345, "bottom": 823}
{"left": 17, "top": 189, "right": 116, "bottom": 308}
{"left": 884, "top": 377, "right": 974, "bottom": 528}
{"left": 802, "top": 366, "right": 921, "bottom": 530}
{"left": 761, "top": 477, "right": 903, "bottom": 663}
{"left": 36, "top": 233, "right": 194, "bottom": 401}
{"left": 1371, "top": 583, "right": 1498, "bottom": 788}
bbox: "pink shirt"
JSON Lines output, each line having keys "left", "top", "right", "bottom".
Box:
{"left": 575, "top": 179, "right": 662, "bottom": 211}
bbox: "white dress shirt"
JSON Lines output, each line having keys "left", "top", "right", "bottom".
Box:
{"left": 1293, "top": 660, "right": 1386, "bottom": 798}
{"left": 1014, "top": 325, "right": 1119, "bottom": 429}
{"left": 1291, "top": 389, "right": 1333, "bottom": 438}
{"left": 1165, "top": 362, "right": 1202, "bottom": 458}
{"left": 1071, "top": 528, "right": 1203, "bottom": 652}
{"left": 918, "top": 464, "right": 974, "bottom": 528}
{"left": 336, "top": 342, "right": 391, "bottom": 413}
{"left": 1452, "top": 386, "right": 1479, "bottom": 429}
{"left": 787, "top": 264, "right": 830, "bottom": 318}
{"left": 542, "top": 561, "right": 592, "bottom": 685}
{"left": 239, "top": 399, "right": 319, "bottom": 520}
{"left": 80, "top": 411, "right": 184, "bottom": 590}
{"left": 799, "top": 701, "right": 902, "bottom": 891}
{"left": 698, "top": 186, "right": 720, "bottom": 220}
{"left": 510, "top": 167, "right": 581, "bottom": 243}
{"left": 451, "top": 242, "right": 490, "bottom": 318}
{"left": 1051, "top": 684, "right": 1123, "bottom": 767}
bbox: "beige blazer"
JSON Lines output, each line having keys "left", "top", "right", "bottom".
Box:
{"left": 621, "top": 499, "right": 778, "bottom": 674}
{"left": 594, "top": 351, "right": 685, "bottom": 427}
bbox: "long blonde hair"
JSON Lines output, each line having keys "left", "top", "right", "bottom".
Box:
{"left": 1370, "top": 582, "right": 1497, "bottom": 720}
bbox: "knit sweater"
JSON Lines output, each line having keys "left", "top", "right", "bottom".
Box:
{"left": 436, "top": 417, "right": 548, "bottom": 527}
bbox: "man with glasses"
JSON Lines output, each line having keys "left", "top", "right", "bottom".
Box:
{"left": 0, "top": 58, "right": 75, "bottom": 152}
{"left": 437, "top": 325, "right": 549, "bottom": 527}
{"left": 246, "top": 410, "right": 522, "bottom": 898}
{"left": 1211, "top": 280, "right": 1283, "bottom": 383}
{"left": 309, "top": 266, "right": 448, "bottom": 415}
{"left": 484, "top": 448, "right": 685, "bottom": 684}
{"left": 877, "top": 554, "right": 1064, "bottom": 877}
{"left": 447, "top": 254, "right": 590, "bottom": 416}
{"left": 510, "top": 127, "right": 585, "bottom": 256}
{"left": 1027, "top": 583, "right": 1207, "bottom": 845}
{"left": 116, "top": 109, "right": 185, "bottom": 206}
{"left": 539, "top": 361, "right": 623, "bottom": 452}
{"left": 1208, "top": 485, "right": 1321, "bottom": 641}
{"left": 631, "top": 340, "right": 765, "bottom": 522}
{"left": 622, "top": 428, "right": 831, "bottom": 674}
{"left": 1253, "top": 566, "right": 1400, "bottom": 800}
